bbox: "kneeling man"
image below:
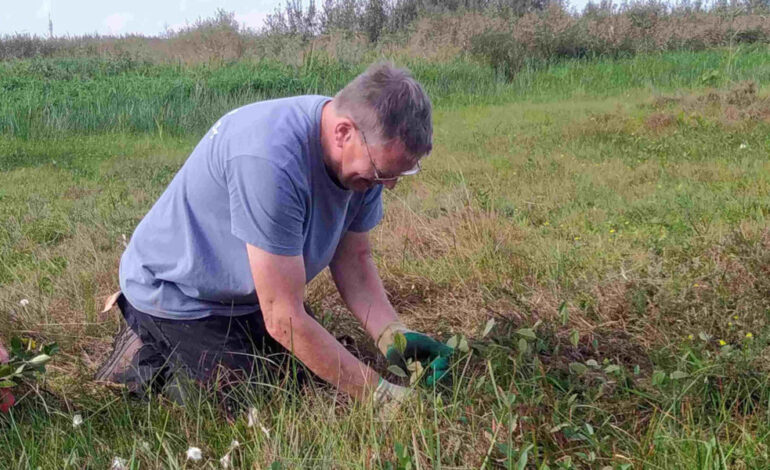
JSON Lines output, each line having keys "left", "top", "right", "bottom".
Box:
{"left": 97, "top": 62, "right": 453, "bottom": 411}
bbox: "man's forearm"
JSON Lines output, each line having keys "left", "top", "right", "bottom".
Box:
{"left": 330, "top": 251, "right": 399, "bottom": 341}
{"left": 264, "top": 302, "right": 380, "bottom": 400}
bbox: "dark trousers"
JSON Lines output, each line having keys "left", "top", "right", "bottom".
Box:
{"left": 117, "top": 294, "right": 314, "bottom": 401}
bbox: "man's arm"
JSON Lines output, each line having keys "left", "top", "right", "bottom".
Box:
{"left": 328, "top": 230, "right": 399, "bottom": 341}
{"left": 246, "top": 243, "right": 380, "bottom": 400}
{"left": 330, "top": 231, "right": 454, "bottom": 387}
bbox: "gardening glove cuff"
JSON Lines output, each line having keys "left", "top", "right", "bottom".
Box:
{"left": 376, "top": 321, "right": 410, "bottom": 356}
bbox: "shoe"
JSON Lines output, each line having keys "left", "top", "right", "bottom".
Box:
{"left": 94, "top": 324, "right": 144, "bottom": 391}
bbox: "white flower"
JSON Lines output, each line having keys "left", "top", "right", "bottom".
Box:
{"left": 72, "top": 413, "right": 83, "bottom": 428}
{"left": 186, "top": 446, "right": 202, "bottom": 461}
{"left": 218, "top": 441, "right": 239, "bottom": 469}
{"left": 740, "top": 143, "right": 748, "bottom": 149}
{"left": 19, "top": 299, "right": 29, "bottom": 307}
{"left": 246, "top": 407, "right": 270, "bottom": 438}
{"left": 111, "top": 457, "right": 128, "bottom": 470}
{"left": 139, "top": 440, "right": 152, "bottom": 453}
{"left": 246, "top": 407, "right": 258, "bottom": 427}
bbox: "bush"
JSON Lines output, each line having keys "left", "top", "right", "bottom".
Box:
{"left": 529, "top": 5, "right": 592, "bottom": 59}
{"left": 0, "top": 34, "right": 61, "bottom": 60}
{"left": 165, "top": 9, "right": 245, "bottom": 62}
{"left": 468, "top": 31, "right": 528, "bottom": 80}
{"left": 733, "top": 27, "right": 767, "bottom": 44}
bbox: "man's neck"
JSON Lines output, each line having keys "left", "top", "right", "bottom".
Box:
{"left": 319, "top": 101, "right": 346, "bottom": 189}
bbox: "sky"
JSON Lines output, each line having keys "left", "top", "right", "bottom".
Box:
{"left": 1, "top": 0, "right": 593, "bottom": 37}
{"left": 1, "top": 0, "right": 283, "bottom": 37}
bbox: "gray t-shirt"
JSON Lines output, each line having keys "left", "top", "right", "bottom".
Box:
{"left": 119, "top": 95, "right": 383, "bottom": 320}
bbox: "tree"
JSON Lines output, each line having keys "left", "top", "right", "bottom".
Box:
{"left": 363, "top": 0, "right": 388, "bottom": 42}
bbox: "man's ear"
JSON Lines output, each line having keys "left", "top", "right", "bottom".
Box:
{"left": 334, "top": 119, "right": 354, "bottom": 148}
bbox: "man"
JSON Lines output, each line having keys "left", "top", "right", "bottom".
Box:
{"left": 97, "top": 62, "right": 453, "bottom": 411}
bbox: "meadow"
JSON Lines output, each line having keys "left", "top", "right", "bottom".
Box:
{"left": 1, "top": 45, "right": 770, "bottom": 468}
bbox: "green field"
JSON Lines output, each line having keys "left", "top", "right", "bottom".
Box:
{"left": 1, "top": 48, "right": 770, "bottom": 468}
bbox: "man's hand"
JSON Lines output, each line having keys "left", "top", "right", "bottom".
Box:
{"left": 0, "top": 342, "right": 14, "bottom": 413}
{"left": 330, "top": 232, "right": 453, "bottom": 386}
{"left": 372, "top": 377, "right": 411, "bottom": 420}
{"left": 377, "top": 321, "right": 454, "bottom": 387}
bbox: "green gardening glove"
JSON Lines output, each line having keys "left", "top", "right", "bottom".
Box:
{"left": 377, "top": 321, "right": 454, "bottom": 388}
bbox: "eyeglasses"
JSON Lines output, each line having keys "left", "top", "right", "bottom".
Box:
{"left": 359, "top": 128, "right": 421, "bottom": 183}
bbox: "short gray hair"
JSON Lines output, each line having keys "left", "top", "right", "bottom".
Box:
{"left": 335, "top": 62, "right": 433, "bottom": 159}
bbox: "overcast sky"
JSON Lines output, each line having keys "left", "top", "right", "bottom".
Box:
{"left": 1, "top": 0, "right": 282, "bottom": 36}
{"left": 2, "top": 0, "right": 592, "bottom": 37}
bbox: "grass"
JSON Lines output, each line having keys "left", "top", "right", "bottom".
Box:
{"left": 1, "top": 46, "right": 769, "bottom": 139}
{"left": 1, "top": 47, "right": 770, "bottom": 468}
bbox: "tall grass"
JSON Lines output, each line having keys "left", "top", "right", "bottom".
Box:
{"left": 0, "top": 56, "right": 501, "bottom": 139}
{"left": 1, "top": 46, "right": 769, "bottom": 140}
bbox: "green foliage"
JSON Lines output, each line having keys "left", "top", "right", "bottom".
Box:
{"left": 469, "top": 31, "right": 529, "bottom": 80}
{"left": 734, "top": 27, "right": 767, "bottom": 44}
{"left": 0, "top": 338, "right": 58, "bottom": 388}
{"left": 0, "top": 57, "right": 506, "bottom": 139}
{"left": 0, "top": 47, "right": 768, "bottom": 140}
{"left": 393, "top": 331, "right": 407, "bottom": 354}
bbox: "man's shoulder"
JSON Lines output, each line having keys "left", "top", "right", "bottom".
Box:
{"left": 227, "top": 95, "right": 330, "bottom": 130}
{"left": 212, "top": 96, "right": 330, "bottom": 193}
{"left": 215, "top": 95, "right": 329, "bottom": 164}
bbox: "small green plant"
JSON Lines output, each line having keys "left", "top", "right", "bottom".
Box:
{"left": 700, "top": 69, "right": 720, "bottom": 85}
{"left": 0, "top": 337, "right": 58, "bottom": 391}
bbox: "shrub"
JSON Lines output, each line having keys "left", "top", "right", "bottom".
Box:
{"left": 0, "top": 34, "right": 61, "bottom": 60}
{"left": 165, "top": 9, "right": 245, "bottom": 63}
{"left": 733, "top": 27, "right": 767, "bottom": 44}
{"left": 468, "top": 31, "right": 528, "bottom": 80}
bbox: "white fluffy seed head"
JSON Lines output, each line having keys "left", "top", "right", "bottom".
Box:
{"left": 186, "top": 447, "right": 202, "bottom": 461}
{"left": 246, "top": 407, "right": 258, "bottom": 427}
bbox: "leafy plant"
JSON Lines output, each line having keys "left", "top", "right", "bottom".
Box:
{"left": 0, "top": 337, "right": 58, "bottom": 390}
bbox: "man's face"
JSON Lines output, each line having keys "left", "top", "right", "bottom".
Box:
{"left": 336, "top": 123, "right": 419, "bottom": 193}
